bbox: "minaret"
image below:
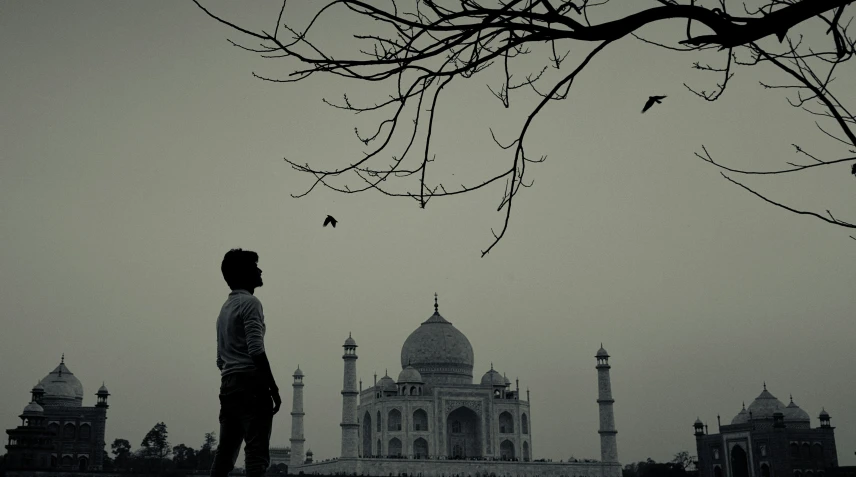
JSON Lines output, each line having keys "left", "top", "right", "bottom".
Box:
{"left": 290, "top": 366, "right": 306, "bottom": 468}
{"left": 596, "top": 344, "right": 618, "bottom": 463}
{"left": 340, "top": 333, "right": 359, "bottom": 458}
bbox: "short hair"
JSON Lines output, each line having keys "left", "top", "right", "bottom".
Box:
{"left": 221, "top": 248, "right": 259, "bottom": 289}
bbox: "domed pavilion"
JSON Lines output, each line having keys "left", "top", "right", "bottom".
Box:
{"left": 4, "top": 355, "right": 110, "bottom": 472}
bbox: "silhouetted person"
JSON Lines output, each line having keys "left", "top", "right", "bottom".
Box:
{"left": 211, "top": 249, "right": 282, "bottom": 477}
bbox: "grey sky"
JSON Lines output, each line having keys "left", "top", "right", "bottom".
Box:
{"left": 1, "top": 0, "right": 854, "bottom": 467}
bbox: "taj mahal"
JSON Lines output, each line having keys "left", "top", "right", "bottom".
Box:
{"left": 285, "top": 295, "right": 622, "bottom": 477}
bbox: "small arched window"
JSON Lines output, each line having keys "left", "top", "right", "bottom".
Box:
{"left": 522, "top": 413, "right": 529, "bottom": 434}
{"left": 79, "top": 424, "right": 91, "bottom": 440}
{"left": 63, "top": 423, "right": 75, "bottom": 439}
{"left": 413, "top": 409, "right": 428, "bottom": 431}
{"left": 377, "top": 411, "right": 381, "bottom": 432}
{"left": 451, "top": 420, "right": 462, "bottom": 433}
{"left": 790, "top": 443, "right": 800, "bottom": 458}
{"left": 499, "top": 412, "right": 514, "bottom": 433}
{"left": 387, "top": 409, "right": 402, "bottom": 432}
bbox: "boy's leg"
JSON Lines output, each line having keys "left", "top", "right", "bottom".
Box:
{"left": 242, "top": 381, "right": 274, "bottom": 477}
{"left": 211, "top": 377, "right": 247, "bottom": 477}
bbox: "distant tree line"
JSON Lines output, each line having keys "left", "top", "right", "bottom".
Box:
{"left": 104, "top": 422, "right": 287, "bottom": 476}
{"left": 623, "top": 451, "right": 698, "bottom": 477}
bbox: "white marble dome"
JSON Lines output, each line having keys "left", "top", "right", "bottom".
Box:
{"left": 400, "top": 301, "right": 474, "bottom": 385}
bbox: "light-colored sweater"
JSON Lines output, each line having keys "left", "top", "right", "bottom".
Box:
{"left": 216, "top": 289, "right": 266, "bottom": 377}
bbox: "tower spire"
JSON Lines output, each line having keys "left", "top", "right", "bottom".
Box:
{"left": 290, "top": 365, "right": 306, "bottom": 468}
{"left": 434, "top": 292, "right": 438, "bottom": 313}
{"left": 596, "top": 345, "right": 618, "bottom": 464}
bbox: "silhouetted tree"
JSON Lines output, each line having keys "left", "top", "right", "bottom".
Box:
{"left": 195, "top": 0, "right": 856, "bottom": 255}
{"left": 141, "top": 422, "right": 171, "bottom": 475}
{"left": 672, "top": 450, "right": 697, "bottom": 472}
{"left": 173, "top": 443, "right": 199, "bottom": 470}
{"left": 0, "top": 453, "right": 7, "bottom": 477}
{"left": 112, "top": 438, "right": 133, "bottom": 472}
{"left": 196, "top": 431, "right": 217, "bottom": 471}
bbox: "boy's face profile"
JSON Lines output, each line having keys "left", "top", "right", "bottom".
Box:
{"left": 252, "top": 262, "right": 263, "bottom": 288}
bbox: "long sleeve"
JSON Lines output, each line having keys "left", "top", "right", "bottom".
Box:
{"left": 242, "top": 298, "right": 266, "bottom": 356}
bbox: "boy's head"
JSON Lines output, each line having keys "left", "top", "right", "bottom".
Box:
{"left": 221, "top": 248, "right": 262, "bottom": 291}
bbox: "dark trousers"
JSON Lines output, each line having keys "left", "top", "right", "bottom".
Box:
{"left": 210, "top": 370, "right": 274, "bottom": 477}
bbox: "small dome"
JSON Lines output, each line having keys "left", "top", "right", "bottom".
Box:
{"left": 819, "top": 408, "right": 830, "bottom": 419}
{"left": 97, "top": 383, "right": 109, "bottom": 394}
{"left": 398, "top": 365, "right": 423, "bottom": 383}
{"left": 784, "top": 396, "right": 810, "bottom": 422}
{"left": 480, "top": 369, "right": 503, "bottom": 386}
{"left": 31, "top": 383, "right": 45, "bottom": 392}
{"left": 504, "top": 375, "right": 511, "bottom": 385}
{"left": 731, "top": 404, "right": 750, "bottom": 425}
{"left": 596, "top": 345, "right": 609, "bottom": 358}
{"left": 293, "top": 366, "right": 304, "bottom": 377}
{"left": 694, "top": 417, "right": 703, "bottom": 426}
{"left": 378, "top": 373, "right": 396, "bottom": 389}
{"left": 344, "top": 333, "right": 357, "bottom": 347}
{"left": 23, "top": 401, "right": 44, "bottom": 414}
{"left": 306, "top": 449, "right": 313, "bottom": 455}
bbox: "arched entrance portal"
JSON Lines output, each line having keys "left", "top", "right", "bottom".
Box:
{"left": 500, "top": 440, "right": 515, "bottom": 460}
{"left": 730, "top": 445, "right": 749, "bottom": 477}
{"left": 362, "top": 412, "right": 373, "bottom": 456}
{"left": 414, "top": 438, "right": 428, "bottom": 459}
{"left": 446, "top": 406, "right": 481, "bottom": 459}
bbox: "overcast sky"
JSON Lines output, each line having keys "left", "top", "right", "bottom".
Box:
{"left": 1, "top": 0, "right": 854, "bottom": 468}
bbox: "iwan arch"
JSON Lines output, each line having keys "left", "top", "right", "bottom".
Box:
{"left": 288, "top": 295, "right": 621, "bottom": 477}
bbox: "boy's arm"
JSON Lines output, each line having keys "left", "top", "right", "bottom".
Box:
{"left": 243, "top": 299, "right": 278, "bottom": 391}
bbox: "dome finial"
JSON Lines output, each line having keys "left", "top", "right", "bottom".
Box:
{"left": 490, "top": 362, "right": 494, "bottom": 371}
{"left": 434, "top": 293, "right": 439, "bottom": 313}
{"left": 61, "top": 353, "right": 65, "bottom": 365}
{"left": 742, "top": 401, "right": 745, "bottom": 410}
{"left": 790, "top": 394, "right": 793, "bottom": 403}
{"left": 763, "top": 381, "right": 767, "bottom": 391}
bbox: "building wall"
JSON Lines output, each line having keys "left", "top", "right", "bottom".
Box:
{"left": 294, "top": 457, "right": 622, "bottom": 477}
{"left": 696, "top": 427, "right": 838, "bottom": 477}
{"left": 44, "top": 406, "right": 108, "bottom": 471}
{"left": 357, "top": 386, "right": 532, "bottom": 460}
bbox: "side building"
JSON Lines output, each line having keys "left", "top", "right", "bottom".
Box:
{"left": 4, "top": 355, "right": 110, "bottom": 472}
{"left": 694, "top": 384, "right": 838, "bottom": 477}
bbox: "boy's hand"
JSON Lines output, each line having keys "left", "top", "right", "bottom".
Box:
{"left": 271, "top": 388, "right": 282, "bottom": 415}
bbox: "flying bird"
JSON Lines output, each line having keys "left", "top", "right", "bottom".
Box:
{"left": 642, "top": 95, "right": 667, "bottom": 113}
{"left": 323, "top": 215, "right": 338, "bottom": 228}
